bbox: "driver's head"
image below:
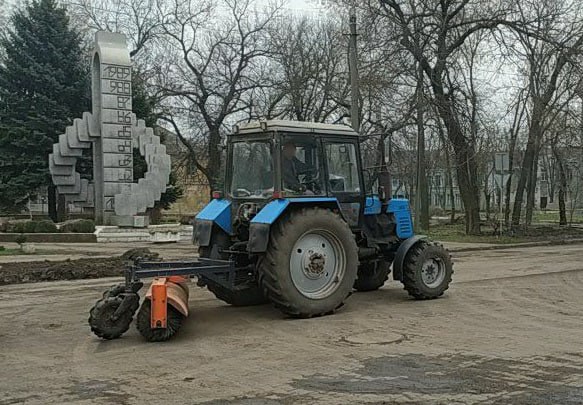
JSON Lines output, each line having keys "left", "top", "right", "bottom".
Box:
{"left": 282, "top": 141, "right": 297, "bottom": 160}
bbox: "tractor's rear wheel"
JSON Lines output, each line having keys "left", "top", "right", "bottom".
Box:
{"left": 136, "top": 299, "right": 184, "bottom": 342}
{"left": 354, "top": 259, "right": 391, "bottom": 292}
{"left": 258, "top": 208, "right": 358, "bottom": 318}
{"left": 402, "top": 241, "right": 453, "bottom": 299}
{"left": 199, "top": 231, "right": 267, "bottom": 306}
{"left": 89, "top": 291, "right": 139, "bottom": 340}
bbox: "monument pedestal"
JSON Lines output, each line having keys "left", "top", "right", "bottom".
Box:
{"left": 95, "top": 224, "right": 193, "bottom": 243}
{"left": 112, "top": 215, "right": 149, "bottom": 228}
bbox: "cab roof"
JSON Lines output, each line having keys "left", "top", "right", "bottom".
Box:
{"left": 232, "top": 120, "right": 359, "bottom": 137}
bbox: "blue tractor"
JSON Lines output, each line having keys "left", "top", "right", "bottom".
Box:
{"left": 89, "top": 120, "right": 453, "bottom": 342}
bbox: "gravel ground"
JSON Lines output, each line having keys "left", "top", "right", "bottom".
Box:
{"left": 0, "top": 244, "right": 582, "bottom": 404}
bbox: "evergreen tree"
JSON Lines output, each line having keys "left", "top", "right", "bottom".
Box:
{"left": 0, "top": 0, "right": 89, "bottom": 216}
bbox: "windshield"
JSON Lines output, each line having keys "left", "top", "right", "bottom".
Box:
{"left": 230, "top": 141, "right": 273, "bottom": 198}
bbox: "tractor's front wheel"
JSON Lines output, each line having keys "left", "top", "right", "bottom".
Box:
{"left": 402, "top": 241, "right": 453, "bottom": 299}
{"left": 258, "top": 208, "right": 358, "bottom": 318}
{"left": 354, "top": 259, "right": 391, "bottom": 292}
{"left": 89, "top": 286, "right": 139, "bottom": 340}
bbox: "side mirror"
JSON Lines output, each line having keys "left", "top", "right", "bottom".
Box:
{"left": 338, "top": 145, "right": 351, "bottom": 163}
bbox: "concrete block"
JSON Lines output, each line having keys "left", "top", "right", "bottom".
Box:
{"left": 112, "top": 215, "right": 149, "bottom": 228}
{"left": 59, "top": 134, "right": 83, "bottom": 157}
{"left": 66, "top": 126, "right": 90, "bottom": 150}
{"left": 84, "top": 112, "right": 100, "bottom": 138}
{"left": 150, "top": 231, "right": 181, "bottom": 243}
{"left": 52, "top": 144, "right": 76, "bottom": 165}
{"left": 75, "top": 118, "right": 91, "bottom": 142}
{"left": 49, "top": 155, "right": 75, "bottom": 176}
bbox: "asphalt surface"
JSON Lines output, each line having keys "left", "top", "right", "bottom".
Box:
{"left": 1, "top": 244, "right": 582, "bottom": 404}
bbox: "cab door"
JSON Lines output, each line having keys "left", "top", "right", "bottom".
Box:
{"left": 322, "top": 138, "right": 365, "bottom": 227}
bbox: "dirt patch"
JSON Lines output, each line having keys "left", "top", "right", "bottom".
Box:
{"left": 291, "top": 353, "right": 583, "bottom": 404}
{"left": 0, "top": 248, "right": 159, "bottom": 285}
{"left": 0, "top": 257, "right": 125, "bottom": 285}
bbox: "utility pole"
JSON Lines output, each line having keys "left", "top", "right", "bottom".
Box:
{"left": 348, "top": 8, "right": 360, "bottom": 133}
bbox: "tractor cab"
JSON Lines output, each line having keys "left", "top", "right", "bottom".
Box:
{"left": 226, "top": 120, "right": 365, "bottom": 227}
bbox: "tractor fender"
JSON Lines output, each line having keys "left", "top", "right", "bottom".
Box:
{"left": 248, "top": 197, "right": 341, "bottom": 253}
{"left": 195, "top": 199, "right": 232, "bottom": 246}
{"left": 392, "top": 235, "right": 428, "bottom": 281}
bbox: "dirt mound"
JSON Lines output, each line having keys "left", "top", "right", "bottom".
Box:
{"left": 0, "top": 257, "right": 125, "bottom": 285}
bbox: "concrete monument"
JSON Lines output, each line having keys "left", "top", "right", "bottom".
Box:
{"left": 48, "top": 32, "right": 171, "bottom": 227}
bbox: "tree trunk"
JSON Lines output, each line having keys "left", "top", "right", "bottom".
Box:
{"left": 57, "top": 193, "right": 66, "bottom": 223}
{"left": 436, "top": 115, "right": 456, "bottom": 224}
{"left": 448, "top": 167, "right": 456, "bottom": 224}
{"left": 431, "top": 86, "right": 481, "bottom": 235}
{"left": 552, "top": 145, "right": 568, "bottom": 226}
{"left": 512, "top": 116, "right": 542, "bottom": 227}
{"left": 48, "top": 184, "right": 57, "bottom": 222}
{"left": 415, "top": 64, "right": 429, "bottom": 231}
{"left": 525, "top": 136, "right": 542, "bottom": 225}
{"left": 206, "top": 127, "right": 222, "bottom": 191}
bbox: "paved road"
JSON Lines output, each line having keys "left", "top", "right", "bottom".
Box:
{"left": 1, "top": 245, "right": 582, "bottom": 404}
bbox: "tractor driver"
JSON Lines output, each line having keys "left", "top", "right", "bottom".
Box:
{"left": 282, "top": 141, "right": 315, "bottom": 194}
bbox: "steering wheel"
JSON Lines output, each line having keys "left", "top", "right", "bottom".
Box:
{"left": 299, "top": 167, "right": 321, "bottom": 193}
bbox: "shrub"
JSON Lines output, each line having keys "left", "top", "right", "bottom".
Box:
{"left": 4, "top": 219, "right": 58, "bottom": 233}
{"left": 34, "top": 220, "right": 58, "bottom": 233}
{"left": 5, "top": 220, "right": 27, "bottom": 233}
{"left": 15, "top": 234, "right": 27, "bottom": 245}
{"left": 60, "top": 219, "right": 95, "bottom": 233}
{"left": 23, "top": 221, "right": 38, "bottom": 233}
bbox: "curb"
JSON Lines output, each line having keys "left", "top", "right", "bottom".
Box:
{"left": 446, "top": 238, "right": 583, "bottom": 253}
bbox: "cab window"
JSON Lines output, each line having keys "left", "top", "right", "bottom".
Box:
{"left": 325, "top": 142, "right": 360, "bottom": 193}
{"left": 280, "top": 137, "right": 325, "bottom": 196}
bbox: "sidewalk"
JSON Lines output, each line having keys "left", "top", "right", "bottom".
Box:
{"left": 3, "top": 238, "right": 583, "bottom": 264}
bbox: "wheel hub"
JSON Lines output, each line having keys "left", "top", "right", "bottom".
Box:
{"left": 304, "top": 251, "right": 326, "bottom": 278}
{"left": 421, "top": 258, "right": 445, "bottom": 288}
{"left": 290, "top": 230, "right": 346, "bottom": 299}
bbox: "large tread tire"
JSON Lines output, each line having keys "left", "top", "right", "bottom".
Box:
{"left": 258, "top": 208, "right": 359, "bottom": 318}
{"left": 199, "top": 231, "right": 268, "bottom": 307}
{"left": 89, "top": 294, "right": 138, "bottom": 340}
{"left": 354, "top": 259, "right": 391, "bottom": 292}
{"left": 136, "top": 299, "right": 184, "bottom": 342}
{"left": 402, "top": 241, "right": 453, "bottom": 299}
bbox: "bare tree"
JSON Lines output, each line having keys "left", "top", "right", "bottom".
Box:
{"left": 368, "top": 0, "right": 516, "bottom": 234}
{"left": 155, "top": 0, "right": 280, "bottom": 189}
{"left": 509, "top": 0, "right": 583, "bottom": 227}
{"left": 262, "top": 16, "right": 349, "bottom": 123}
{"left": 66, "top": 0, "right": 164, "bottom": 57}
